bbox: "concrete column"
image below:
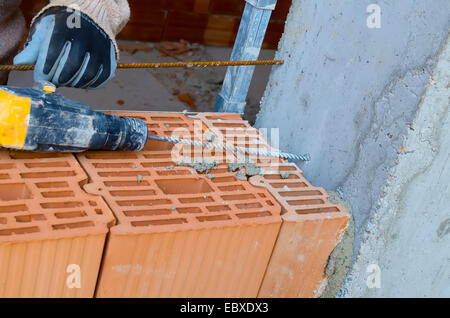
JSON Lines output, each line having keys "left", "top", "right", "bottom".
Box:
{"left": 214, "top": 0, "right": 277, "bottom": 113}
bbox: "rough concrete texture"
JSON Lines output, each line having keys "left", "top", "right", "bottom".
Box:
{"left": 321, "top": 191, "right": 354, "bottom": 298}
{"left": 341, "top": 37, "right": 450, "bottom": 297}
{"left": 255, "top": 0, "right": 450, "bottom": 257}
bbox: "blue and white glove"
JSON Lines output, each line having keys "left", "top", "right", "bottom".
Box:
{"left": 14, "top": 6, "right": 117, "bottom": 89}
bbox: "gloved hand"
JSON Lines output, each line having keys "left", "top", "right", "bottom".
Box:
{"left": 14, "top": 6, "right": 116, "bottom": 89}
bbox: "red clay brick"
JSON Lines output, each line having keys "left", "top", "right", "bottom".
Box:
{"left": 0, "top": 151, "right": 115, "bottom": 298}
{"left": 193, "top": 0, "right": 212, "bottom": 14}
{"left": 203, "top": 15, "right": 241, "bottom": 46}
{"left": 263, "top": 20, "right": 286, "bottom": 49}
{"left": 197, "top": 113, "right": 349, "bottom": 298}
{"left": 271, "top": 0, "right": 292, "bottom": 21}
{"left": 162, "top": 11, "right": 209, "bottom": 43}
{"left": 81, "top": 112, "right": 347, "bottom": 298}
{"left": 118, "top": 23, "right": 165, "bottom": 43}
{"left": 250, "top": 164, "right": 349, "bottom": 298}
{"left": 127, "top": 9, "right": 168, "bottom": 25}
{"left": 164, "top": 0, "right": 196, "bottom": 12}
{"left": 209, "top": 0, "right": 245, "bottom": 16}
{"left": 194, "top": 112, "right": 285, "bottom": 172}
{"left": 131, "top": 0, "right": 168, "bottom": 10}
{"left": 77, "top": 112, "right": 282, "bottom": 298}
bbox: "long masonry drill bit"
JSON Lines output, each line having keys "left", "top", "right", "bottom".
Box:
{"left": 147, "top": 135, "right": 311, "bottom": 161}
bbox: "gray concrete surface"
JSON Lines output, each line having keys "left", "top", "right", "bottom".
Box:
{"left": 8, "top": 41, "right": 274, "bottom": 124}
{"left": 342, "top": 38, "right": 450, "bottom": 297}
{"left": 255, "top": 0, "right": 450, "bottom": 260}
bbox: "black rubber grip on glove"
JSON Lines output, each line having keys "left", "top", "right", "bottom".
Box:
{"left": 30, "top": 6, "right": 114, "bottom": 89}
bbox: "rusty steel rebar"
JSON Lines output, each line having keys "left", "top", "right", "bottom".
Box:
{"left": 0, "top": 60, "right": 284, "bottom": 72}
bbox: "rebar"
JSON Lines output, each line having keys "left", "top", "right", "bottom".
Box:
{"left": 0, "top": 60, "right": 284, "bottom": 72}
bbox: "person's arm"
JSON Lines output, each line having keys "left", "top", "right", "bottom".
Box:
{"left": 14, "top": 0, "right": 130, "bottom": 89}
{"left": 0, "top": 0, "right": 25, "bottom": 85}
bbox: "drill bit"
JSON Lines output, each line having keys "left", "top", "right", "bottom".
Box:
{"left": 147, "top": 135, "right": 311, "bottom": 161}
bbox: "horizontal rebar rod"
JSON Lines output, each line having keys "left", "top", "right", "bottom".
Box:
{"left": 0, "top": 60, "right": 284, "bottom": 72}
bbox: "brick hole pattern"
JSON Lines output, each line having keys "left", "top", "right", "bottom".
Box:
{"left": 194, "top": 113, "right": 285, "bottom": 173}
{"left": 77, "top": 113, "right": 281, "bottom": 235}
{"left": 199, "top": 112, "right": 345, "bottom": 217}
{"left": 249, "top": 162, "right": 347, "bottom": 217}
{"left": 193, "top": 112, "right": 346, "bottom": 217}
{"left": 0, "top": 152, "right": 115, "bottom": 243}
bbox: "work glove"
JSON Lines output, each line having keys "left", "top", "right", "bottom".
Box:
{"left": 14, "top": 6, "right": 118, "bottom": 89}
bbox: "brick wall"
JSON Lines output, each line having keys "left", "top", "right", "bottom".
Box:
{"left": 20, "top": 0, "right": 291, "bottom": 49}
